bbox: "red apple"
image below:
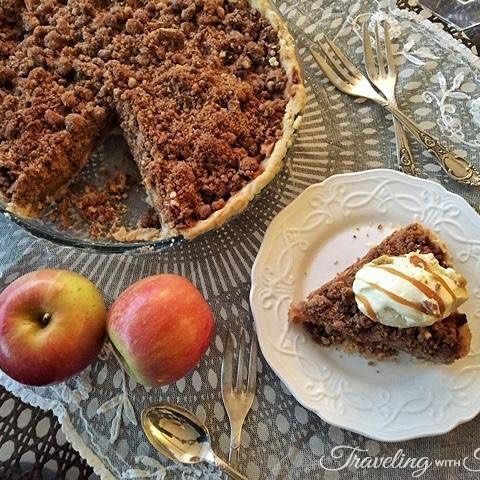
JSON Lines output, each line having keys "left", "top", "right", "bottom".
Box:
{"left": 0, "top": 269, "right": 107, "bottom": 386}
{"left": 107, "top": 274, "right": 214, "bottom": 386}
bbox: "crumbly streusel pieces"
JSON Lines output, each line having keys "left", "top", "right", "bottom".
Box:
{"left": 0, "top": 67, "right": 108, "bottom": 215}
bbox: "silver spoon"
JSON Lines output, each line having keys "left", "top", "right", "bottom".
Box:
{"left": 141, "top": 403, "right": 248, "bottom": 480}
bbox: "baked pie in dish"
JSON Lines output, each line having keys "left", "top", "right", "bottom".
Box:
{"left": 289, "top": 223, "right": 471, "bottom": 364}
{"left": 0, "top": 0, "right": 305, "bottom": 240}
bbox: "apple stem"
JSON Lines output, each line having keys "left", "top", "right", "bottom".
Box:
{"left": 39, "top": 313, "right": 52, "bottom": 327}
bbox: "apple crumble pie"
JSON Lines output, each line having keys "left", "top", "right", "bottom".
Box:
{"left": 0, "top": 0, "right": 305, "bottom": 239}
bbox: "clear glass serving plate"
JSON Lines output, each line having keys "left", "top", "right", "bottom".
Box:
{"left": 419, "top": 0, "right": 480, "bottom": 31}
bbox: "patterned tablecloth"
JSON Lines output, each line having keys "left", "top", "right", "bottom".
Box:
{"left": 1, "top": 1, "right": 480, "bottom": 479}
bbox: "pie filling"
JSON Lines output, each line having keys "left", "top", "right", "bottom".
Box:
{"left": 289, "top": 223, "right": 471, "bottom": 364}
{"left": 0, "top": 0, "right": 302, "bottom": 234}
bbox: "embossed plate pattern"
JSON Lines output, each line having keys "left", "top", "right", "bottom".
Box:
{"left": 250, "top": 169, "right": 480, "bottom": 441}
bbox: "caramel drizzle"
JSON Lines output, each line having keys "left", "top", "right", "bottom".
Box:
{"left": 409, "top": 255, "right": 457, "bottom": 302}
{"left": 372, "top": 264, "right": 445, "bottom": 315}
{"left": 361, "top": 280, "right": 430, "bottom": 315}
{"left": 356, "top": 294, "right": 377, "bottom": 321}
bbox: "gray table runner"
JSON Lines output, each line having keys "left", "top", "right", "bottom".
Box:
{"left": 1, "top": 1, "right": 480, "bottom": 479}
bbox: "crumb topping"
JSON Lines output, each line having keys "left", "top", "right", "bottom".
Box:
{"left": 0, "top": 0, "right": 296, "bottom": 231}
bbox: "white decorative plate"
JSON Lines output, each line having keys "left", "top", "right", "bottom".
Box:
{"left": 250, "top": 169, "right": 480, "bottom": 441}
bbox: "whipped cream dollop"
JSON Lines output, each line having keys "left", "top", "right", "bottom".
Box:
{"left": 352, "top": 252, "right": 468, "bottom": 328}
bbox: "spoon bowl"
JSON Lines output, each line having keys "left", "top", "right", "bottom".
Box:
{"left": 141, "top": 403, "right": 247, "bottom": 480}
{"left": 142, "top": 404, "right": 211, "bottom": 464}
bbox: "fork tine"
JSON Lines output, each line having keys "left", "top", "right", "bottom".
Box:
{"left": 383, "top": 21, "right": 396, "bottom": 76}
{"left": 363, "top": 22, "right": 377, "bottom": 81}
{"left": 318, "top": 42, "right": 356, "bottom": 84}
{"left": 235, "top": 329, "right": 246, "bottom": 391}
{"left": 309, "top": 47, "right": 351, "bottom": 93}
{"left": 221, "top": 330, "right": 234, "bottom": 393}
{"left": 324, "top": 37, "right": 362, "bottom": 80}
{"left": 247, "top": 333, "right": 257, "bottom": 394}
{"left": 374, "top": 21, "right": 386, "bottom": 77}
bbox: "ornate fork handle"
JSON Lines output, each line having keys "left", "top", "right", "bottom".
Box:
{"left": 393, "top": 119, "right": 417, "bottom": 176}
{"left": 386, "top": 104, "right": 480, "bottom": 186}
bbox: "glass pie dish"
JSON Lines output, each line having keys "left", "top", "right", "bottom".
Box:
{"left": 0, "top": 132, "right": 182, "bottom": 253}
{"left": 0, "top": 129, "right": 294, "bottom": 254}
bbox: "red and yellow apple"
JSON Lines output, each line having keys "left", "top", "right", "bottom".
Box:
{"left": 107, "top": 274, "right": 214, "bottom": 386}
{"left": 0, "top": 269, "right": 107, "bottom": 386}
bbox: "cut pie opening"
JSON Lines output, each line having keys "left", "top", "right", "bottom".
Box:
{"left": 289, "top": 223, "right": 471, "bottom": 364}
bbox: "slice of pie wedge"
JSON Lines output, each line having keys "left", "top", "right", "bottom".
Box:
{"left": 289, "top": 223, "right": 471, "bottom": 363}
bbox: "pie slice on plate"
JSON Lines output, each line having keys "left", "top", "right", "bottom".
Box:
{"left": 289, "top": 223, "right": 471, "bottom": 363}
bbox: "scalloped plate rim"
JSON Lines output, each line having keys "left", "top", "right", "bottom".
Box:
{"left": 250, "top": 168, "right": 480, "bottom": 441}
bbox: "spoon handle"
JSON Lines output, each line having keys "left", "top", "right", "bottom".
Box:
{"left": 212, "top": 453, "right": 248, "bottom": 480}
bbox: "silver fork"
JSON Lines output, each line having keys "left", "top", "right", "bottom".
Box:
{"left": 363, "top": 21, "right": 417, "bottom": 177}
{"left": 221, "top": 329, "right": 257, "bottom": 470}
{"left": 309, "top": 37, "right": 480, "bottom": 186}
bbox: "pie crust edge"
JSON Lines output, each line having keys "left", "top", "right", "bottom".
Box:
{"left": 178, "top": 0, "right": 306, "bottom": 240}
